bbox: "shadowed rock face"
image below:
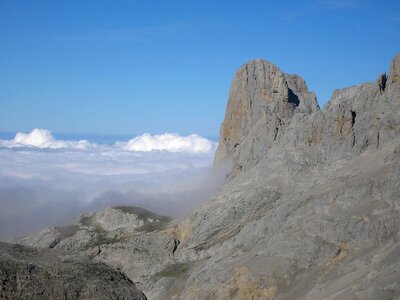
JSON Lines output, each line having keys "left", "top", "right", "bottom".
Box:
{"left": 0, "top": 242, "right": 147, "bottom": 300}
{"left": 13, "top": 54, "right": 400, "bottom": 300}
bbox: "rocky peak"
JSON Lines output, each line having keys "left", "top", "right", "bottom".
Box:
{"left": 389, "top": 53, "right": 400, "bottom": 85}
{"left": 214, "top": 59, "right": 319, "bottom": 175}
{"left": 215, "top": 54, "right": 400, "bottom": 177}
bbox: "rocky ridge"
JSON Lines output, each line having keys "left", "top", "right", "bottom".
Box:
{"left": 5, "top": 54, "right": 400, "bottom": 299}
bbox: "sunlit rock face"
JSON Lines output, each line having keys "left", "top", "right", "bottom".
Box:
{"left": 215, "top": 54, "right": 400, "bottom": 178}
{"left": 214, "top": 59, "right": 319, "bottom": 176}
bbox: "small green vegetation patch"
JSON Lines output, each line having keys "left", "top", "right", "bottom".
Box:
{"left": 136, "top": 220, "right": 169, "bottom": 232}
{"left": 154, "top": 262, "right": 191, "bottom": 279}
{"left": 82, "top": 227, "right": 127, "bottom": 251}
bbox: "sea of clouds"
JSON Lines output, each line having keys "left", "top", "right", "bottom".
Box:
{"left": 0, "top": 129, "right": 226, "bottom": 241}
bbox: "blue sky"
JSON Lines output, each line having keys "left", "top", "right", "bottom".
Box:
{"left": 0, "top": 0, "right": 399, "bottom": 136}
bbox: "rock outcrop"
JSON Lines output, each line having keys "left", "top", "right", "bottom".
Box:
{"left": 17, "top": 206, "right": 176, "bottom": 298}
{"left": 0, "top": 242, "right": 147, "bottom": 300}
{"left": 389, "top": 53, "right": 400, "bottom": 84}
{"left": 11, "top": 54, "right": 400, "bottom": 299}
{"left": 214, "top": 59, "right": 320, "bottom": 175}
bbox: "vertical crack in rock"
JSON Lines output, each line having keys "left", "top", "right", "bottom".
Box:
{"left": 351, "top": 110, "right": 356, "bottom": 128}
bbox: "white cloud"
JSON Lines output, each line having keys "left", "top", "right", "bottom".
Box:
{"left": 120, "top": 133, "right": 216, "bottom": 154}
{"left": 0, "top": 129, "right": 94, "bottom": 150}
{"left": 0, "top": 129, "right": 225, "bottom": 241}
{"left": 0, "top": 129, "right": 216, "bottom": 154}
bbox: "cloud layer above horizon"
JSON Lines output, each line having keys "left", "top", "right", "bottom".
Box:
{"left": 0, "top": 129, "right": 224, "bottom": 241}
{"left": 0, "top": 129, "right": 216, "bottom": 154}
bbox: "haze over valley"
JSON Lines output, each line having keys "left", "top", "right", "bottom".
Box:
{"left": 0, "top": 129, "right": 222, "bottom": 240}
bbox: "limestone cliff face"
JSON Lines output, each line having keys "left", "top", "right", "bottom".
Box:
{"left": 216, "top": 55, "right": 400, "bottom": 176}
{"left": 282, "top": 53, "right": 400, "bottom": 164}
{"left": 214, "top": 59, "right": 320, "bottom": 175}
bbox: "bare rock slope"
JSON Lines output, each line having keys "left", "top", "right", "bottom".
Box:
{"left": 12, "top": 54, "right": 400, "bottom": 300}
{"left": 0, "top": 242, "right": 147, "bottom": 300}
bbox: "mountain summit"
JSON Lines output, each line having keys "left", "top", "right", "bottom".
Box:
{"left": 214, "top": 59, "right": 319, "bottom": 175}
